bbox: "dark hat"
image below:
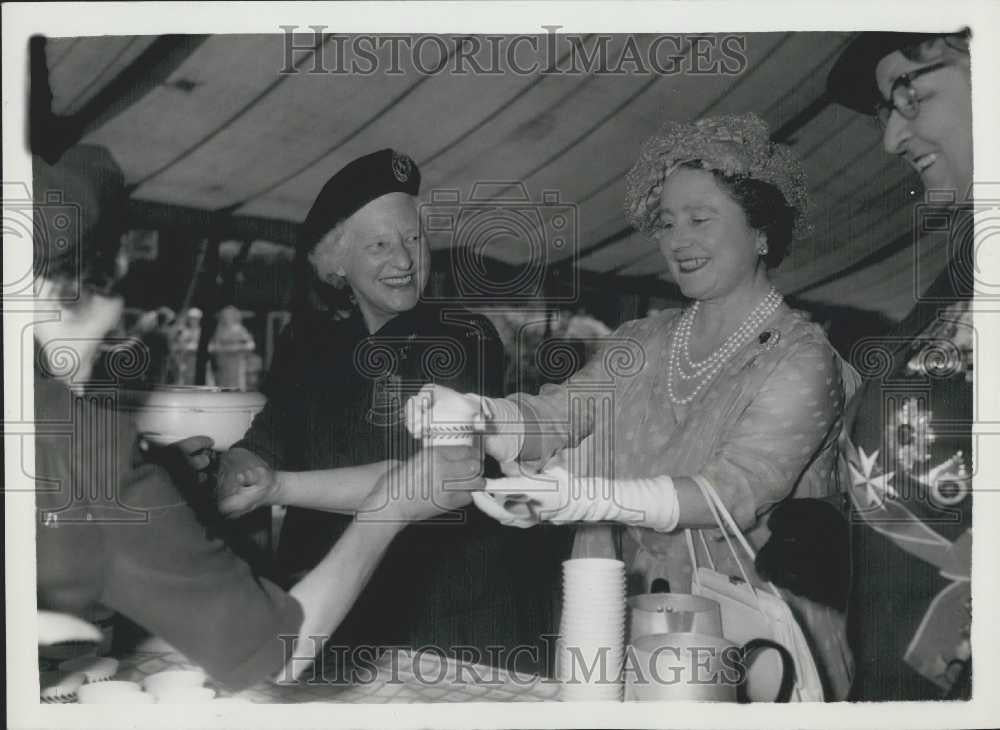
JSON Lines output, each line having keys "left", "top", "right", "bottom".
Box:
{"left": 300, "top": 148, "right": 421, "bottom": 250}
{"left": 33, "top": 144, "right": 127, "bottom": 291}
{"left": 826, "top": 31, "right": 964, "bottom": 115}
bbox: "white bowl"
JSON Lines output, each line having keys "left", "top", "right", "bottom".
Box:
{"left": 117, "top": 386, "right": 266, "bottom": 450}
{"left": 142, "top": 669, "right": 207, "bottom": 697}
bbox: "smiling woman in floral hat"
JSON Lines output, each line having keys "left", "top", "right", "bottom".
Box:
{"left": 410, "top": 113, "right": 860, "bottom": 700}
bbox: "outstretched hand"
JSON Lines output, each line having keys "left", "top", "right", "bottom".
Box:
{"left": 139, "top": 435, "right": 215, "bottom": 485}
{"left": 215, "top": 447, "right": 275, "bottom": 517}
{"left": 217, "top": 464, "right": 280, "bottom": 518}
{"left": 404, "top": 384, "right": 489, "bottom": 441}
{"left": 173, "top": 435, "right": 215, "bottom": 472}
{"left": 360, "top": 445, "right": 485, "bottom": 524}
{"left": 473, "top": 464, "right": 572, "bottom": 528}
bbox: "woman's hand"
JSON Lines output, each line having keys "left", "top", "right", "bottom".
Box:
{"left": 404, "top": 384, "right": 488, "bottom": 441}
{"left": 172, "top": 435, "right": 215, "bottom": 472}
{"left": 473, "top": 464, "right": 572, "bottom": 527}
{"left": 217, "top": 464, "right": 282, "bottom": 518}
{"left": 139, "top": 435, "right": 215, "bottom": 485}
{"left": 216, "top": 447, "right": 267, "bottom": 494}
{"left": 360, "top": 445, "right": 484, "bottom": 524}
{"left": 405, "top": 384, "right": 524, "bottom": 462}
{"left": 214, "top": 448, "right": 282, "bottom": 518}
{"left": 474, "top": 465, "right": 680, "bottom": 532}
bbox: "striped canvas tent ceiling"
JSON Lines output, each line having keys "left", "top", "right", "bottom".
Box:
{"left": 43, "top": 32, "right": 944, "bottom": 320}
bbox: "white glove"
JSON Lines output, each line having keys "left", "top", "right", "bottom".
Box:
{"left": 472, "top": 465, "right": 679, "bottom": 531}
{"left": 405, "top": 384, "right": 524, "bottom": 461}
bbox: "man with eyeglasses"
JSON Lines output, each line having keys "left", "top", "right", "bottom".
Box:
{"left": 827, "top": 31, "right": 973, "bottom": 701}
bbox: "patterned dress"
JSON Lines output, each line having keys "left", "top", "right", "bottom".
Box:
{"left": 508, "top": 302, "right": 857, "bottom": 699}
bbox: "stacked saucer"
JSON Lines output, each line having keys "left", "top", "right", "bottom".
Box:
{"left": 556, "top": 558, "right": 626, "bottom": 701}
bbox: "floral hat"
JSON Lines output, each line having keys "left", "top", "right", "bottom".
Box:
{"left": 623, "top": 112, "right": 812, "bottom": 239}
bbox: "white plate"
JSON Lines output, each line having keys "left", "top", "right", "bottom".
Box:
{"left": 77, "top": 681, "right": 150, "bottom": 705}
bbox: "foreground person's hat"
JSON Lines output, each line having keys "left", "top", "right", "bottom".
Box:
{"left": 33, "top": 144, "right": 127, "bottom": 291}
{"left": 300, "top": 148, "right": 421, "bottom": 250}
{"left": 624, "top": 112, "right": 811, "bottom": 239}
{"left": 826, "top": 31, "right": 967, "bottom": 115}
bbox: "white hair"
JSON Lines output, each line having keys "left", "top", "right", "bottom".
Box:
{"left": 308, "top": 219, "right": 352, "bottom": 289}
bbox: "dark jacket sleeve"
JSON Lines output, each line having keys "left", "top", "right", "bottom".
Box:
{"left": 36, "top": 380, "right": 303, "bottom": 690}
{"left": 99, "top": 463, "right": 304, "bottom": 689}
{"left": 479, "top": 315, "right": 507, "bottom": 398}
{"left": 435, "top": 311, "right": 507, "bottom": 398}
{"left": 232, "top": 324, "right": 298, "bottom": 468}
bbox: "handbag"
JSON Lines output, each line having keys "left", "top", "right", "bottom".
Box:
{"left": 685, "top": 475, "right": 825, "bottom": 702}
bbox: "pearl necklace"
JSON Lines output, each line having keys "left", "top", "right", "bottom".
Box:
{"left": 667, "top": 287, "right": 782, "bottom": 405}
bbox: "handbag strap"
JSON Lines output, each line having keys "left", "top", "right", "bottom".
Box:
{"left": 691, "top": 475, "right": 784, "bottom": 600}
{"left": 692, "top": 475, "right": 758, "bottom": 561}
{"left": 683, "top": 527, "right": 718, "bottom": 583}
{"left": 698, "top": 530, "right": 715, "bottom": 571}
{"left": 691, "top": 476, "right": 759, "bottom": 597}
{"left": 684, "top": 529, "right": 701, "bottom": 590}
{"left": 691, "top": 476, "right": 810, "bottom": 701}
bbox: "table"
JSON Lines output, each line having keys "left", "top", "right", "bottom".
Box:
{"left": 110, "top": 641, "right": 562, "bottom": 704}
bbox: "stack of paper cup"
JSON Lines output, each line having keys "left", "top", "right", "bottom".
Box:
{"left": 557, "top": 558, "right": 626, "bottom": 701}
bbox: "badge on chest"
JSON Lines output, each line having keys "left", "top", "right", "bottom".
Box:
{"left": 368, "top": 373, "right": 424, "bottom": 427}
{"left": 355, "top": 334, "right": 467, "bottom": 427}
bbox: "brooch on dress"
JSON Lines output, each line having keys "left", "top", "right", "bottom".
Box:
{"left": 758, "top": 329, "right": 780, "bottom": 350}
{"left": 743, "top": 329, "right": 780, "bottom": 370}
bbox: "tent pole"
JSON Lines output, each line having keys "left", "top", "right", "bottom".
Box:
{"left": 194, "top": 236, "right": 222, "bottom": 385}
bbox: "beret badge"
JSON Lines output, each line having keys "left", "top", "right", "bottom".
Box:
{"left": 391, "top": 151, "right": 413, "bottom": 183}
{"left": 301, "top": 148, "right": 422, "bottom": 251}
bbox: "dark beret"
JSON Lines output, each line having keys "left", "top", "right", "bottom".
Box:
{"left": 826, "top": 31, "right": 960, "bottom": 115}
{"left": 300, "top": 148, "right": 421, "bottom": 251}
{"left": 33, "top": 144, "right": 127, "bottom": 291}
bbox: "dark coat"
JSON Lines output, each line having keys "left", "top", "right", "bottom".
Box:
{"left": 236, "top": 301, "right": 563, "bottom": 655}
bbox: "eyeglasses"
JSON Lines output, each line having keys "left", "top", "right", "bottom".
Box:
{"left": 874, "top": 62, "right": 948, "bottom": 128}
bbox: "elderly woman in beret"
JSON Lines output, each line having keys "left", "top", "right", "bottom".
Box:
{"left": 32, "top": 146, "right": 481, "bottom": 688}
{"left": 827, "top": 29, "right": 973, "bottom": 701}
{"left": 410, "top": 113, "right": 859, "bottom": 699}
{"left": 216, "top": 149, "right": 558, "bottom": 660}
